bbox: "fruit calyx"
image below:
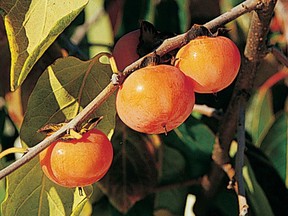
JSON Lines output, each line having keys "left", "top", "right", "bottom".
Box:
{"left": 186, "top": 24, "right": 213, "bottom": 42}
{"left": 38, "top": 116, "right": 104, "bottom": 140}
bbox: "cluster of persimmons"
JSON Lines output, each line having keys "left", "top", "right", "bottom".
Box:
{"left": 39, "top": 26, "right": 241, "bottom": 188}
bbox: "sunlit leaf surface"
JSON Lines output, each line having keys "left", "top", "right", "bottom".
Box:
{"left": 0, "top": 0, "right": 88, "bottom": 90}
{"left": 2, "top": 157, "right": 88, "bottom": 216}
{"left": 20, "top": 54, "right": 116, "bottom": 147}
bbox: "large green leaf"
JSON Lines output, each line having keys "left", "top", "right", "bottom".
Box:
{"left": 92, "top": 195, "right": 155, "bottom": 216}
{"left": 245, "top": 144, "right": 288, "bottom": 215}
{"left": 158, "top": 145, "right": 186, "bottom": 184}
{"left": 20, "top": 54, "right": 116, "bottom": 147}
{"left": 246, "top": 88, "right": 275, "bottom": 147}
{"left": 154, "top": 0, "right": 181, "bottom": 33}
{"left": 260, "top": 112, "right": 288, "bottom": 187}
{"left": 162, "top": 116, "right": 215, "bottom": 178}
{"left": 98, "top": 119, "right": 158, "bottom": 213}
{"left": 175, "top": 0, "right": 190, "bottom": 32}
{"left": 116, "top": 0, "right": 148, "bottom": 37}
{"left": 0, "top": 160, "right": 7, "bottom": 216}
{"left": 154, "top": 146, "right": 189, "bottom": 215}
{"left": 0, "top": 0, "right": 88, "bottom": 90}
{"left": 1, "top": 157, "right": 88, "bottom": 216}
{"left": 243, "top": 158, "right": 274, "bottom": 216}
{"left": 92, "top": 197, "right": 112, "bottom": 216}
{"left": 113, "top": 196, "right": 155, "bottom": 216}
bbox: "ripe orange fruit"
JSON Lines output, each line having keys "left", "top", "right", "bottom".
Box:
{"left": 113, "top": 30, "right": 140, "bottom": 71}
{"left": 116, "top": 65, "right": 195, "bottom": 134}
{"left": 175, "top": 36, "right": 241, "bottom": 93}
{"left": 39, "top": 129, "right": 113, "bottom": 188}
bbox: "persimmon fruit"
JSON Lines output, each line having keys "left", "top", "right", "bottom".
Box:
{"left": 112, "top": 29, "right": 140, "bottom": 71}
{"left": 39, "top": 129, "right": 113, "bottom": 188}
{"left": 116, "top": 65, "right": 195, "bottom": 134}
{"left": 175, "top": 36, "right": 241, "bottom": 93}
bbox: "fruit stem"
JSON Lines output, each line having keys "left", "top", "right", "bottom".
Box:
{"left": 78, "top": 187, "right": 84, "bottom": 196}
{"left": 163, "top": 125, "right": 168, "bottom": 136}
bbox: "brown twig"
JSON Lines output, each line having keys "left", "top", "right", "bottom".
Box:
{"left": 204, "top": 0, "right": 276, "bottom": 215}
{"left": 236, "top": 104, "right": 249, "bottom": 215}
{"left": 0, "top": 0, "right": 262, "bottom": 180}
{"left": 122, "top": 0, "right": 262, "bottom": 77}
{"left": 212, "top": 0, "right": 277, "bottom": 168}
{"left": 221, "top": 1, "right": 274, "bottom": 163}
{"left": 0, "top": 83, "right": 118, "bottom": 179}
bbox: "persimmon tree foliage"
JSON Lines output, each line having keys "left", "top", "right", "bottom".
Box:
{"left": 0, "top": 0, "right": 288, "bottom": 216}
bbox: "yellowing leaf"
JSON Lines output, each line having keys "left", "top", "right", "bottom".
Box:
{"left": 2, "top": 157, "right": 88, "bottom": 216}
{"left": 154, "top": 146, "right": 189, "bottom": 215}
{"left": 20, "top": 54, "right": 116, "bottom": 147}
{"left": 0, "top": 0, "right": 89, "bottom": 90}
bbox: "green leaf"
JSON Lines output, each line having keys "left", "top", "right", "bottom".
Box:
{"left": 246, "top": 89, "right": 275, "bottom": 147}
{"left": 154, "top": 146, "right": 189, "bottom": 215}
{"left": 154, "top": 187, "right": 188, "bottom": 215}
{"left": 260, "top": 112, "right": 288, "bottom": 187}
{"left": 20, "top": 54, "right": 116, "bottom": 147}
{"left": 2, "top": 157, "right": 88, "bottom": 216}
{"left": 158, "top": 145, "right": 186, "bottom": 183}
{"left": 175, "top": 0, "right": 190, "bottom": 32}
{"left": 154, "top": 209, "right": 174, "bottom": 216}
{"left": 98, "top": 120, "right": 158, "bottom": 213}
{"left": 158, "top": 117, "right": 215, "bottom": 215}
{"left": 92, "top": 195, "right": 155, "bottom": 216}
{"left": 92, "top": 197, "right": 112, "bottom": 216}
{"left": 162, "top": 116, "right": 214, "bottom": 178}
{"left": 0, "top": 0, "right": 89, "bottom": 90}
{"left": 0, "top": 160, "right": 7, "bottom": 216}
{"left": 245, "top": 144, "right": 288, "bottom": 215}
{"left": 154, "top": 0, "right": 181, "bottom": 33}
{"left": 243, "top": 158, "right": 275, "bottom": 216}
{"left": 195, "top": 189, "right": 238, "bottom": 216}
{"left": 116, "top": 0, "right": 148, "bottom": 36}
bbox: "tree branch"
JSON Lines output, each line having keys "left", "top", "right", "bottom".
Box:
{"left": 0, "top": 0, "right": 262, "bottom": 180}
{"left": 215, "top": 0, "right": 277, "bottom": 166}
{"left": 202, "top": 0, "right": 277, "bottom": 215}
{"left": 236, "top": 104, "right": 248, "bottom": 216}
{"left": 122, "top": 0, "right": 262, "bottom": 76}
{"left": 0, "top": 83, "right": 117, "bottom": 179}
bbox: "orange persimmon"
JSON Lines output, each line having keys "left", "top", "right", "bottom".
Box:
{"left": 175, "top": 36, "right": 241, "bottom": 93}
{"left": 116, "top": 65, "right": 195, "bottom": 134}
{"left": 39, "top": 129, "right": 113, "bottom": 188}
